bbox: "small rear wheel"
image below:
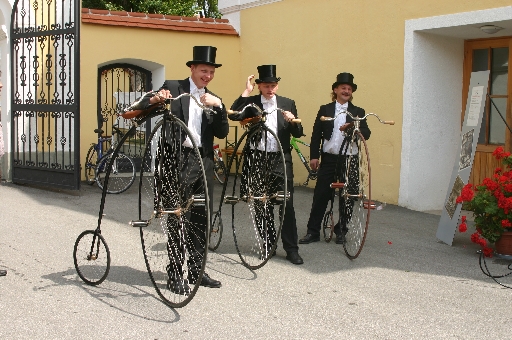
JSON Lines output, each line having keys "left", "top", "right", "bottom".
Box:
{"left": 208, "top": 211, "right": 223, "bottom": 251}
{"left": 322, "top": 210, "right": 334, "bottom": 242}
{"left": 73, "top": 230, "right": 110, "bottom": 285}
{"left": 213, "top": 157, "right": 227, "bottom": 184}
{"left": 342, "top": 132, "right": 371, "bottom": 259}
{"left": 84, "top": 145, "right": 97, "bottom": 185}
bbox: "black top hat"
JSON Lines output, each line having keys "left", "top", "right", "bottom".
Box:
{"left": 186, "top": 46, "right": 222, "bottom": 68}
{"left": 332, "top": 72, "right": 357, "bottom": 91}
{"left": 255, "top": 65, "right": 281, "bottom": 84}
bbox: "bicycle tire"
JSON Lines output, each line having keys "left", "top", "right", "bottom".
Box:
{"left": 96, "top": 153, "right": 136, "bottom": 194}
{"left": 208, "top": 210, "right": 223, "bottom": 251}
{"left": 85, "top": 145, "right": 97, "bottom": 185}
{"left": 73, "top": 230, "right": 110, "bottom": 285}
{"left": 137, "top": 117, "right": 210, "bottom": 308}
{"left": 322, "top": 210, "right": 334, "bottom": 242}
{"left": 226, "top": 125, "right": 286, "bottom": 270}
{"left": 341, "top": 131, "right": 371, "bottom": 259}
{"left": 213, "top": 156, "right": 227, "bottom": 184}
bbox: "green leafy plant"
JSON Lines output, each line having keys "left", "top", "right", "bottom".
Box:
{"left": 457, "top": 146, "right": 512, "bottom": 257}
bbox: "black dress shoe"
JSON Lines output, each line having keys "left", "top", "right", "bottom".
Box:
{"left": 335, "top": 233, "right": 346, "bottom": 244}
{"left": 299, "top": 234, "right": 320, "bottom": 244}
{"left": 286, "top": 252, "right": 304, "bottom": 265}
{"left": 167, "top": 278, "right": 190, "bottom": 295}
{"left": 0, "top": 270, "right": 6, "bottom": 277}
{"left": 199, "top": 272, "right": 222, "bottom": 288}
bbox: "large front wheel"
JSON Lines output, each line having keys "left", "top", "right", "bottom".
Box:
{"left": 137, "top": 117, "right": 209, "bottom": 308}
{"left": 341, "top": 132, "right": 371, "bottom": 259}
{"left": 226, "top": 125, "right": 287, "bottom": 270}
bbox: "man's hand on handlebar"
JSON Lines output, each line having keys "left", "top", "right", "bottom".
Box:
{"left": 310, "top": 159, "right": 320, "bottom": 171}
{"left": 281, "top": 110, "right": 297, "bottom": 123}
{"left": 200, "top": 93, "right": 222, "bottom": 108}
{"left": 149, "top": 89, "right": 221, "bottom": 108}
{"left": 339, "top": 122, "right": 354, "bottom": 132}
{"left": 149, "top": 90, "right": 171, "bottom": 105}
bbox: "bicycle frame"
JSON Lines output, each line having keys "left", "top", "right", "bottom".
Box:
{"left": 290, "top": 136, "right": 317, "bottom": 186}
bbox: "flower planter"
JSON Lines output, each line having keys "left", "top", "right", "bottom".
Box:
{"left": 494, "top": 231, "right": 512, "bottom": 256}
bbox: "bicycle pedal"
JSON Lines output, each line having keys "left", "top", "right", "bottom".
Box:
{"left": 364, "top": 201, "right": 377, "bottom": 210}
{"left": 275, "top": 191, "right": 290, "bottom": 202}
{"left": 224, "top": 196, "right": 239, "bottom": 205}
{"left": 130, "top": 220, "right": 149, "bottom": 228}
{"left": 193, "top": 194, "right": 206, "bottom": 206}
{"left": 330, "top": 182, "right": 344, "bottom": 189}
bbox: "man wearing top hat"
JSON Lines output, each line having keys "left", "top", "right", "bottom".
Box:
{"left": 299, "top": 72, "right": 371, "bottom": 245}
{"left": 229, "top": 65, "right": 304, "bottom": 265}
{"left": 141, "top": 46, "right": 229, "bottom": 294}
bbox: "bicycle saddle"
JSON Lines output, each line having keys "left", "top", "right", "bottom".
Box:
{"left": 121, "top": 93, "right": 164, "bottom": 119}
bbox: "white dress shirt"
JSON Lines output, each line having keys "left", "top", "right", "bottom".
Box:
{"left": 322, "top": 101, "right": 358, "bottom": 155}
{"left": 183, "top": 78, "right": 204, "bottom": 148}
{"left": 256, "top": 95, "right": 279, "bottom": 152}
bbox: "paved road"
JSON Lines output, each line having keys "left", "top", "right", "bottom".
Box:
{"left": 0, "top": 180, "right": 511, "bottom": 339}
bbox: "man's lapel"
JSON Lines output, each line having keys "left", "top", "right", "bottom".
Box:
{"left": 346, "top": 102, "right": 355, "bottom": 122}
{"left": 255, "top": 95, "right": 264, "bottom": 112}
{"left": 178, "top": 79, "right": 190, "bottom": 123}
{"left": 329, "top": 102, "right": 336, "bottom": 117}
{"left": 275, "top": 95, "right": 284, "bottom": 128}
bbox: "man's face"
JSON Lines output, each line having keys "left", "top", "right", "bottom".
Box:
{"left": 190, "top": 64, "right": 216, "bottom": 88}
{"left": 258, "top": 82, "right": 279, "bottom": 99}
{"left": 333, "top": 84, "right": 353, "bottom": 103}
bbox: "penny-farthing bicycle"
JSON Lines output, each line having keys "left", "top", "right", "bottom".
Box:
{"left": 209, "top": 104, "right": 300, "bottom": 270}
{"left": 321, "top": 111, "right": 393, "bottom": 259}
{"left": 73, "top": 93, "right": 215, "bottom": 308}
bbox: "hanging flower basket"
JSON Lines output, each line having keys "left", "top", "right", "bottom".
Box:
{"left": 494, "top": 231, "right": 512, "bottom": 256}
{"left": 457, "top": 147, "right": 512, "bottom": 257}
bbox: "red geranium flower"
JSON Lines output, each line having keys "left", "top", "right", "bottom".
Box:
{"left": 459, "top": 147, "right": 512, "bottom": 257}
{"left": 493, "top": 146, "right": 505, "bottom": 159}
{"left": 482, "top": 247, "right": 494, "bottom": 258}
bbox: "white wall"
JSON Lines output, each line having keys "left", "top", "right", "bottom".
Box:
{"left": 218, "top": 0, "right": 282, "bottom": 35}
{"left": 400, "top": 6, "right": 512, "bottom": 211}
{"left": 400, "top": 32, "right": 463, "bottom": 210}
{"left": 0, "top": 0, "right": 12, "bottom": 180}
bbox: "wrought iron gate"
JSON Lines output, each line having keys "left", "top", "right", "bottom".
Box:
{"left": 10, "top": 0, "right": 80, "bottom": 189}
{"left": 97, "top": 64, "right": 153, "bottom": 168}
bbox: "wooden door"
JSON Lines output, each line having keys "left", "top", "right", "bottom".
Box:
{"left": 463, "top": 38, "right": 512, "bottom": 185}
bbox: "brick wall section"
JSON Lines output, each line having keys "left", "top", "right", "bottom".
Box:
{"left": 81, "top": 8, "right": 238, "bottom": 36}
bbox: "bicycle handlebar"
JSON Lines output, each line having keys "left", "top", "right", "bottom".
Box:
{"left": 320, "top": 110, "right": 394, "bottom": 125}
{"left": 122, "top": 92, "right": 216, "bottom": 119}
{"left": 227, "top": 103, "right": 301, "bottom": 123}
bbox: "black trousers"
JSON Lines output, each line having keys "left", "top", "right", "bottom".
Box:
{"left": 240, "top": 149, "right": 299, "bottom": 253}
{"left": 306, "top": 153, "right": 359, "bottom": 237}
{"left": 155, "top": 141, "right": 214, "bottom": 280}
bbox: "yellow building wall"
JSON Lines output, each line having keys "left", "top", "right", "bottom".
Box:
{"left": 80, "top": 23, "right": 240, "bottom": 180}
{"left": 235, "top": 0, "right": 512, "bottom": 205}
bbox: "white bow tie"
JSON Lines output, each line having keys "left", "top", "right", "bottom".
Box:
{"left": 193, "top": 88, "right": 205, "bottom": 96}
{"left": 336, "top": 103, "right": 347, "bottom": 111}
{"left": 262, "top": 98, "right": 275, "bottom": 105}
